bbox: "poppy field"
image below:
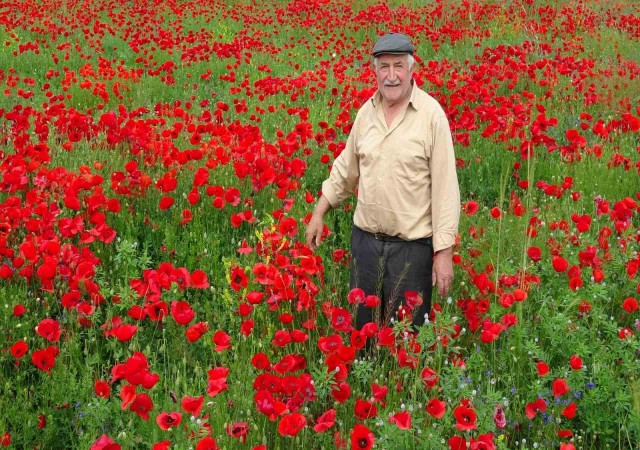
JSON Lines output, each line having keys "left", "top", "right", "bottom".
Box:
{"left": 1, "top": 0, "right": 640, "bottom": 448}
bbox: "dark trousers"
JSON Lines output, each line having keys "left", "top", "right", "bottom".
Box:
{"left": 350, "top": 226, "right": 433, "bottom": 329}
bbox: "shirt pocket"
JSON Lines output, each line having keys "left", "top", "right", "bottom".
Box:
{"left": 390, "top": 138, "right": 428, "bottom": 182}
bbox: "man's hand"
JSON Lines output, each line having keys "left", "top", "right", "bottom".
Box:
{"left": 432, "top": 246, "right": 454, "bottom": 297}
{"left": 305, "top": 215, "right": 324, "bottom": 252}
{"left": 305, "top": 195, "right": 332, "bottom": 252}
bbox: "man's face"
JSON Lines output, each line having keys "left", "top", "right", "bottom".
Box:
{"left": 375, "top": 53, "right": 414, "bottom": 106}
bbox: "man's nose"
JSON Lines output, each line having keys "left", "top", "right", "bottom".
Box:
{"left": 387, "top": 67, "right": 397, "bottom": 80}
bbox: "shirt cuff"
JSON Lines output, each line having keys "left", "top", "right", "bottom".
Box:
{"left": 321, "top": 180, "right": 340, "bottom": 208}
{"left": 433, "top": 231, "right": 457, "bottom": 253}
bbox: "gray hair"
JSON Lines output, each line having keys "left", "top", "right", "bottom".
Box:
{"left": 373, "top": 54, "right": 415, "bottom": 70}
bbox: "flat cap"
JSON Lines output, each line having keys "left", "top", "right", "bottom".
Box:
{"left": 372, "top": 33, "right": 414, "bottom": 57}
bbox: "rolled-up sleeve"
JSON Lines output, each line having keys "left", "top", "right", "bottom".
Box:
{"left": 430, "top": 113, "right": 460, "bottom": 252}
{"left": 321, "top": 119, "right": 360, "bottom": 208}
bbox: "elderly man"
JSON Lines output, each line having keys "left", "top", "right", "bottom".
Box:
{"left": 306, "top": 33, "right": 460, "bottom": 331}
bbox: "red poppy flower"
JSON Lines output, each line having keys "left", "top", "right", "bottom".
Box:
{"left": 568, "top": 276, "right": 583, "bottom": 291}
{"left": 186, "top": 322, "right": 209, "bottom": 343}
{"left": 171, "top": 301, "right": 195, "bottom": 325}
{"left": 536, "top": 361, "right": 550, "bottom": 376}
{"left": 277, "top": 413, "right": 307, "bottom": 436}
{"left": 213, "top": 330, "right": 232, "bottom": 352}
{"left": 226, "top": 422, "right": 249, "bottom": 442}
{"left": 569, "top": 355, "right": 583, "bottom": 370}
{"left": 525, "top": 398, "right": 547, "bottom": 419}
{"left": 31, "top": 346, "right": 59, "bottom": 374}
{"left": 371, "top": 383, "right": 388, "bottom": 403}
{"left": 331, "top": 307, "right": 352, "bottom": 332}
{"left": 94, "top": 380, "right": 111, "bottom": 398}
{"left": 513, "top": 289, "right": 527, "bottom": 302}
{"left": 421, "top": 367, "right": 439, "bottom": 389}
{"left": 130, "top": 393, "right": 153, "bottom": 421}
{"left": 552, "top": 256, "right": 569, "bottom": 272}
{"left": 13, "top": 305, "right": 26, "bottom": 316}
{"left": 350, "top": 424, "right": 374, "bottom": 450}
{"left": 246, "top": 291, "right": 264, "bottom": 304}
{"left": 152, "top": 441, "right": 170, "bottom": 450}
{"left": 90, "top": 434, "right": 121, "bottom": 450}
{"left": 501, "top": 313, "right": 518, "bottom": 328}
{"left": 254, "top": 389, "right": 286, "bottom": 420}
{"left": 36, "top": 318, "right": 61, "bottom": 342}
{"left": 448, "top": 435, "right": 466, "bottom": 450}
{"left": 480, "top": 319, "right": 502, "bottom": 343}
{"left": 180, "top": 208, "right": 193, "bottom": 225}
{"left": 206, "top": 367, "right": 229, "bottom": 397}
{"left": 241, "top": 319, "right": 254, "bottom": 337}
{"left": 347, "top": 288, "right": 365, "bottom": 304}
{"left": 360, "top": 322, "right": 378, "bottom": 338}
{"left": 251, "top": 353, "right": 271, "bottom": 371}
{"left": 354, "top": 398, "right": 377, "bottom": 420}
{"left": 426, "top": 398, "right": 446, "bottom": 418}
{"left": 350, "top": 330, "right": 367, "bottom": 350}
{"left": 388, "top": 411, "right": 411, "bottom": 430}
{"left": 229, "top": 265, "right": 248, "bottom": 291}
{"left": 470, "top": 433, "right": 495, "bottom": 450}
{"left": 364, "top": 295, "right": 380, "bottom": 308}
{"left": 290, "top": 329, "right": 309, "bottom": 343}
{"left": 190, "top": 270, "right": 209, "bottom": 288}
{"left": 562, "top": 402, "right": 577, "bottom": 419}
{"left": 272, "top": 355, "right": 296, "bottom": 374}
{"left": 111, "top": 324, "right": 138, "bottom": 342}
{"left": 453, "top": 404, "right": 477, "bottom": 430}
{"left": 462, "top": 200, "right": 479, "bottom": 216}
{"left": 619, "top": 328, "right": 634, "bottom": 339}
{"left": 119, "top": 384, "right": 137, "bottom": 410}
{"left": 331, "top": 381, "right": 351, "bottom": 403}
{"left": 156, "top": 411, "right": 182, "bottom": 430}
{"left": 326, "top": 355, "right": 348, "bottom": 382}
{"left": 622, "top": 297, "right": 639, "bottom": 313}
{"left": 195, "top": 436, "right": 220, "bottom": 450}
{"left": 181, "top": 395, "right": 204, "bottom": 417}
{"left": 498, "top": 293, "right": 515, "bottom": 308}
{"left": 593, "top": 268, "right": 605, "bottom": 283}
{"left": 313, "top": 408, "right": 336, "bottom": 433}
{"left": 10, "top": 341, "right": 28, "bottom": 359}
{"left": 237, "top": 240, "right": 254, "bottom": 255}
{"left": 318, "top": 334, "right": 343, "bottom": 353}
{"left": 376, "top": 327, "right": 395, "bottom": 348}
{"left": 128, "top": 305, "right": 147, "bottom": 321}
{"left": 402, "top": 291, "right": 422, "bottom": 310}
{"left": 159, "top": 196, "right": 174, "bottom": 210}
{"left": 553, "top": 378, "right": 570, "bottom": 397}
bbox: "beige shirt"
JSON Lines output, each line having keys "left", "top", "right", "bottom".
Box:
{"left": 321, "top": 83, "right": 460, "bottom": 252}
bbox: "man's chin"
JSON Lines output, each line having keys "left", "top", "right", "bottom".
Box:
{"left": 381, "top": 92, "right": 401, "bottom": 103}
